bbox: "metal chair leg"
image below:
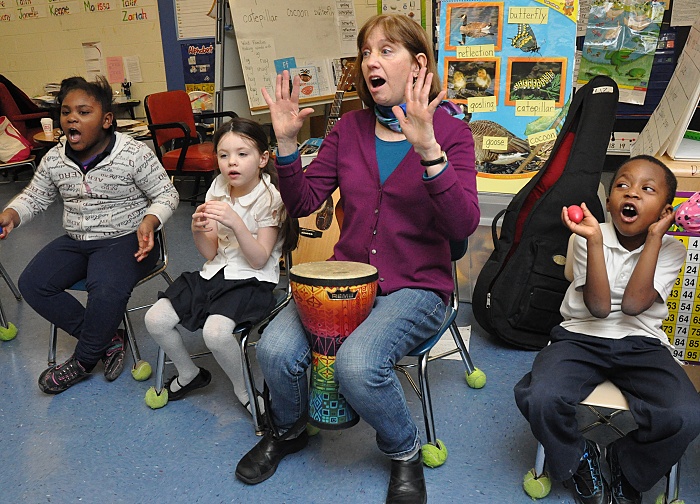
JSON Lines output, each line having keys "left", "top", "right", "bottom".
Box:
{"left": 154, "top": 346, "right": 166, "bottom": 394}
{"left": 122, "top": 312, "right": 142, "bottom": 366}
{"left": 417, "top": 353, "right": 436, "bottom": 445}
{"left": 0, "top": 261, "right": 21, "bottom": 300}
{"left": 48, "top": 323, "right": 58, "bottom": 366}
{"left": 534, "top": 443, "right": 547, "bottom": 478}
{"left": 0, "top": 299, "right": 10, "bottom": 329}
{"left": 666, "top": 460, "right": 680, "bottom": 503}
{"left": 448, "top": 321, "right": 476, "bottom": 375}
{"left": 239, "top": 329, "right": 265, "bottom": 436}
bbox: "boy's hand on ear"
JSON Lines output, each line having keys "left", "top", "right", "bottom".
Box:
{"left": 648, "top": 209, "right": 676, "bottom": 241}
{"left": 135, "top": 215, "right": 159, "bottom": 262}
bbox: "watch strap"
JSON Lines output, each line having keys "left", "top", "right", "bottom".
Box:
{"left": 419, "top": 151, "right": 447, "bottom": 166}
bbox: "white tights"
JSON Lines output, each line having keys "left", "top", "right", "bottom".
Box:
{"left": 144, "top": 298, "right": 262, "bottom": 413}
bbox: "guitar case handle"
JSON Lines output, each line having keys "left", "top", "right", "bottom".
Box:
{"left": 491, "top": 209, "right": 507, "bottom": 251}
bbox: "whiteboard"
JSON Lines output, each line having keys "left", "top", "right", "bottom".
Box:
{"left": 227, "top": 0, "right": 359, "bottom": 111}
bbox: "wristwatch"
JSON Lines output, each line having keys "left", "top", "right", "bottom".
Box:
{"left": 420, "top": 151, "right": 448, "bottom": 166}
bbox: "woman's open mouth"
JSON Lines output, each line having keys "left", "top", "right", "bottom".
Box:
{"left": 370, "top": 77, "right": 386, "bottom": 89}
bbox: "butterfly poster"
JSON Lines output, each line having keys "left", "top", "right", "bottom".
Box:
{"left": 437, "top": 0, "right": 578, "bottom": 194}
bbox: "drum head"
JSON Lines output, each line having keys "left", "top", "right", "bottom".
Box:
{"left": 290, "top": 261, "right": 378, "bottom": 286}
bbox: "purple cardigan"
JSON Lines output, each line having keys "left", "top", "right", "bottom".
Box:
{"left": 277, "top": 107, "right": 479, "bottom": 303}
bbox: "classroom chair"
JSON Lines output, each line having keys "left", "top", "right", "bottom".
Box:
{"left": 48, "top": 229, "right": 172, "bottom": 380}
{"left": 523, "top": 378, "right": 689, "bottom": 504}
{"left": 0, "top": 77, "right": 51, "bottom": 148}
{"left": 0, "top": 155, "right": 37, "bottom": 183}
{"left": 145, "top": 249, "right": 294, "bottom": 435}
{"left": 144, "top": 90, "right": 237, "bottom": 204}
{"left": 394, "top": 239, "right": 487, "bottom": 468}
{"left": 522, "top": 236, "right": 689, "bottom": 504}
{"left": 0, "top": 259, "right": 21, "bottom": 341}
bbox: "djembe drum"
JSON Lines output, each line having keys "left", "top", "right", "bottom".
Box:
{"left": 290, "top": 261, "right": 378, "bottom": 429}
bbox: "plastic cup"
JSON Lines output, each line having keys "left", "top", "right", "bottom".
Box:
{"left": 41, "top": 118, "right": 53, "bottom": 138}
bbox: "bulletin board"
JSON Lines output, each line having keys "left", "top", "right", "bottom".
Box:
{"left": 436, "top": 0, "right": 578, "bottom": 194}
{"left": 227, "top": 0, "right": 359, "bottom": 113}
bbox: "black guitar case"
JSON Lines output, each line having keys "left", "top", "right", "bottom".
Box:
{"left": 472, "top": 75, "right": 619, "bottom": 350}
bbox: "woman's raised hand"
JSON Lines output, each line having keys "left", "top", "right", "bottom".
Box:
{"left": 392, "top": 65, "right": 446, "bottom": 158}
{"left": 261, "top": 70, "right": 315, "bottom": 156}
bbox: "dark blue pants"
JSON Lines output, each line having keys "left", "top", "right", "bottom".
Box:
{"left": 19, "top": 233, "right": 158, "bottom": 368}
{"left": 514, "top": 326, "right": 700, "bottom": 492}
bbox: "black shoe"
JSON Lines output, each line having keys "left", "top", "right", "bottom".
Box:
{"left": 102, "top": 329, "right": 125, "bottom": 381}
{"left": 38, "top": 355, "right": 90, "bottom": 394}
{"left": 606, "top": 443, "right": 642, "bottom": 504}
{"left": 165, "top": 368, "right": 211, "bottom": 401}
{"left": 567, "top": 439, "right": 610, "bottom": 504}
{"left": 235, "top": 429, "right": 309, "bottom": 484}
{"left": 386, "top": 453, "right": 427, "bottom": 504}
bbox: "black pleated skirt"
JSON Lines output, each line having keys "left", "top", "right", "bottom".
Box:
{"left": 159, "top": 269, "right": 276, "bottom": 332}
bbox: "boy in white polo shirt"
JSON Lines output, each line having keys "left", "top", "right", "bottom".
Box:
{"left": 515, "top": 155, "right": 700, "bottom": 504}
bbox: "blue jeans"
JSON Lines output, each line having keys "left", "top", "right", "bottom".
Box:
{"left": 18, "top": 233, "right": 158, "bottom": 367}
{"left": 257, "top": 287, "right": 445, "bottom": 459}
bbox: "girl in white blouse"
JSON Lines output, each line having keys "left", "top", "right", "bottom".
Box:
{"left": 145, "top": 118, "right": 295, "bottom": 413}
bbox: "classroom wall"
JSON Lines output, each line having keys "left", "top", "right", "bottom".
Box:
{"left": 0, "top": 0, "right": 167, "bottom": 117}
{"left": 0, "top": 0, "right": 420, "bottom": 118}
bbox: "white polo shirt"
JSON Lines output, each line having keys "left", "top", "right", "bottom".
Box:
{"left": 200, "top": 172, "right": 284, "bottom": 284}
{"left": 560, "top": 222, "right": 686, "bottom": 349}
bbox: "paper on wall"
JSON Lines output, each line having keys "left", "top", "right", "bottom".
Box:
{"left": 82, "top": 41, "right": 103, "bottom": 79}
{"left": 124, "top": 56, "right": 143, "bottom": 83}
{"left": 631, "top": 15, "right": 700, "bottom": 159}
{"left": 106, "top": 56, "right": 125, "bottom": 83}
{"left": 670, "top": 0, "right": 700, "bottom": 27}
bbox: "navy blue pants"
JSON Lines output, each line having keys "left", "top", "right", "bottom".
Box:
{"left": 514, "top": 326, "right": 700, "bottom": 492}
{"left": 19, "top": 233, "right": 158, "bottom": 368}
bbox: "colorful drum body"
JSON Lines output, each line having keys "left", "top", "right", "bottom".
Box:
{"left": 290, "top": 261, "right": 378, "bottom": 429}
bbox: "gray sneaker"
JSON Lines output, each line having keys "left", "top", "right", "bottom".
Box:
{"left": 102, "top": 329, "right": 125, "bottom": 381}
{"left": 38, "top": 355, "right": 90, "bottom": 394}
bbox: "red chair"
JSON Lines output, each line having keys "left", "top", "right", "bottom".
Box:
{"left": 0, "top": 77, "right": 51, "bottom": 148}
{"left": 144, "top": 90, "right": 236, "bottom": 203}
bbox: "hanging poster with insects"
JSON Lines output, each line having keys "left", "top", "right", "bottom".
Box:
{"left": 577, "top": 0, "right": 665, "bottom": 106}
{"left": 437, "top": 0, "right": 578, "bottom": 194}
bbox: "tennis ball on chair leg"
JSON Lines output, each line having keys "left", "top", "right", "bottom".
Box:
{"left": 145, "top": 386, "right": 168, "bottom": 409}
{"left": 131, "top": 360, "right": 152, "bottom": 381}
{"left": 657, "top": 495, "right": 684, "bottom": 504}
{"left": 0, "top": 323, "right": 18, "bottom": 341}
{"left": 421, "top": 440, "right": 448, "bottom": 467}
{"left": 523, "top": 468, "right": 551, "bottom": 499}
{"left": 466, "top": 367, "right": 486, "bottom": 389}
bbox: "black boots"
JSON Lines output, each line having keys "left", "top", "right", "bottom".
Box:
{"left": 386, "top": 452, "right": 427, "bottom": 504}
{"left": 235, "top": 429, "right": 309, "bottom": 484}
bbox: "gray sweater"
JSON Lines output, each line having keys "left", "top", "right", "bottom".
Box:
{"left": 6, "top": 132, "right": 179, "bottom": 240}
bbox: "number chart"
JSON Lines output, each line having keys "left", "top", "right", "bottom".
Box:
{"left": 663, "top": 192, "right": 700, "bottom": 363}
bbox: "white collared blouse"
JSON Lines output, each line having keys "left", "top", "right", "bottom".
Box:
{"left": 200, "top": 172, "right": 284, "bottom": 284}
